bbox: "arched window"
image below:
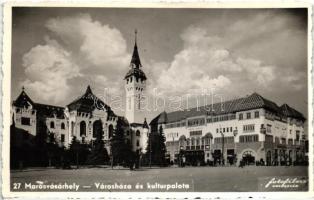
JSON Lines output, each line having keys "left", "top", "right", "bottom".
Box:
{"left": 108, "top": 124, "right": 114, "bottom": 138}
{"left": 93, "top": 120, "right": 102, "bottom": 138}
{"left": 71, "top": 122, "right": 75, "bottom": 136}
{"left": 136, "top": 130, "right": 140, "bottom": 137}
{"left": 80, "top": 121, "right": 86, "bottom": 136}
{"left": 50, "top": 121, "right": 55, "bottom": 129}
{"left": 61, "top": 122, "right": 65, "bottom": 130}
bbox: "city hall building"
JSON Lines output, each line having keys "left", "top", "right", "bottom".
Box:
{"left": 11, "top": 31, "right": 149, "bottom": 154}
{"left": 150, "top": 93, "right": 307, "bottom": 166}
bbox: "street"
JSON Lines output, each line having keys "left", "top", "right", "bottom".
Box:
{"left": 10, "top": 166, "right": 308, "bottom": 192}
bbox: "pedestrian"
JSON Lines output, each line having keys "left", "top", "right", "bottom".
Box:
{"left": 182, "top": 156, "right": 186, "bottom": 167}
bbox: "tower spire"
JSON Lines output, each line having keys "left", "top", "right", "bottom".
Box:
{"left": 130, "top": 29, "right": 142, "bottom": 69}
{"left": 135, "top": 29, "right": 137, "bottom": 46}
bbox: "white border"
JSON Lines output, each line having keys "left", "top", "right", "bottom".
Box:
{"left": 1, "top": 1, "right": 313, "bottom": 199}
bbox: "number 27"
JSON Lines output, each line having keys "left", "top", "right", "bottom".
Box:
{"left": 13, "top": 183, "right": 21, "bottom": 189}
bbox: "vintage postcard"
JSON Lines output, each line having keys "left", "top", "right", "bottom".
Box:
{"left": 1, "top": 1, "right": 313, "bottom": 199}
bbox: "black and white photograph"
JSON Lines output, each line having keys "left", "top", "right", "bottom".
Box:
{"left": 2, "top": 3, "right": 312, "bottom": 196}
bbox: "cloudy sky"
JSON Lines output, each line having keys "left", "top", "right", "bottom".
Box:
{"left": 12, "top": 8, "right": 308, "bottom": 121}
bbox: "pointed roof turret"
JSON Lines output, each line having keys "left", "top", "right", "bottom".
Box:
{"left": 143, "top": 118, "right": 149, "bottom": 129}
{"left": 85, "top": 85, "right": 93, "bottom": 95}
{"left": 124, "top": 30, "right": 147, "bottom": 81}
{"left": 130, "top": 29, "right": 142, "bottom": 69}
{"left": 67, "top": 85, "right": 112, "bottom": 113}
{"left": 13, "top": 87, "right": 34, "bottom": 108}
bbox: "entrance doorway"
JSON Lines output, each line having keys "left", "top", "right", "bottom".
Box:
{"left": 266, "top": 150, "right": 272, "bottom": 166}
{"left": 242, "top": 150, "right": 255, "bottom": 165}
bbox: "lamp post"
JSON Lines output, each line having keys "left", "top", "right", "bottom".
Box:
{"left": 233, "top": 127, "right": 238, "bottom": 165}
{"left": 172, "top": 136, "right": 175, "bottom": 165}
{"left": 149, "top": 132, "right": 152, "bottom": 168}
{"left": 220, "top": 129, "right": 224, "bottom": 166}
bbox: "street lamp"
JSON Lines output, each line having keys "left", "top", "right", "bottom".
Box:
{"left": 149, "top": 132, "right": 152, "bottom": 168}
{"left": 233, "top": 127, "right": 238, "bottom": 165}
{"left": 220, "top": 129, "right": 224, "bottom": 166}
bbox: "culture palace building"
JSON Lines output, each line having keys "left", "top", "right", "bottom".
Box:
{"left": 150, "top": 93, "right": 307, "bottom": 166}
{"left": 11, "top": 31, "right": 149, "bottom": 155}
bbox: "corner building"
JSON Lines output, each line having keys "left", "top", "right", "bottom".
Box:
{"left": 150, "top": 93, "right": 307, "bottom": 166}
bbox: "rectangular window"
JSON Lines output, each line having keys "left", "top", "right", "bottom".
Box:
{"left": 190, "top": 130, "right": 202, "bottom": 137}
{"left": 21, "top": 117, "right": 31, "bottom": 126}
{"left": 223, "top": 128, "right": 225, "bottom": 133}
{"left": 243, "top": 124, "right": 255, "bottom": 133}
{"left": 136, "top": 140, "right": 140, "bottom": 147}
{"left": 254, "top": 111, "right": 260, "bottom": 118}
{"left": 247, "top": 113, "right": 251, "bottom": 119}
{"left": 239, "top": 135, "right": 259, "bottom": 143}
{"left": 230, "top": 127, "right": 233, "bottom": 132}
{"left": 61, "top": 134, "right": 65, "bottom": 142}
{"left": 226, "top": 127, "right": 229, "bottom": 132}
{"left": 266, "top": 124, "right": 272, "bottom": 133}
{"left": 239, "top": 113, "right": 243, "bottom": 120}
{"left": 216, "top": 128, "right": 219, "bottom": 133}
{"left": 296, "top": 131, "right": 300, "bottom": 141}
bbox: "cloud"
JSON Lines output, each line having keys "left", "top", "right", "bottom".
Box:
{"left": 153, "top": 25, "right": 277, "bottom": 98}
{"left": 22, "top": 14, "right": 131, "bottom": 105}
{"left": 46, "top": 14, "right": 129, "bottom": 73}
{"left": 22, "top": 37, "right": 81, "bottom": 104}
{"left": 151, "top": 10, "right": 307, "bottom": 103}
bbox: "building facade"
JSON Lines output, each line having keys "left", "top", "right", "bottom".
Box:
{"left": 150, "top": 93, "right": 307, "bottom": 166}
{"left": 11, "top": 31, "right": 149, "bottom": 154}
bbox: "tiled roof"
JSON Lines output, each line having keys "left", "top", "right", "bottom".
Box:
{"left": 234, "top": 92, "right": 280, "bottom": 113}
{"left": 13, "top": 90, "right": 65, "bottom": 119}
{"left": 280, "top": 104, "right": 305, "bottom": 120}
{"left": 12, "top": 90, "right": 35, "bottom": 108}
{"left": 150, "top": 92, "right": 306, "bottom": 124}
{"left": 34, "top": 103, "right": 65, "bottom": 119}
{"left": 67, "top": 86, "right": 112, "bottom": 114}
{"left": 149, "top": 111, "right": 168, "bottom": 125}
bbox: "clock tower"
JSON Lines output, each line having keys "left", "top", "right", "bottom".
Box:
{"left": 124, "top": 30, "right": 147, "bottom": 124}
